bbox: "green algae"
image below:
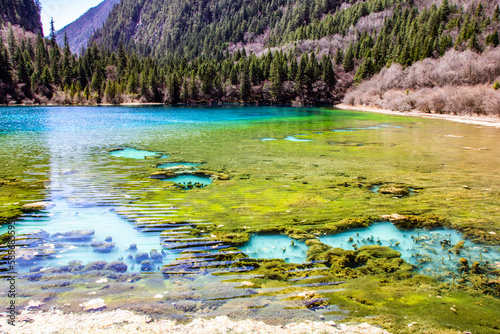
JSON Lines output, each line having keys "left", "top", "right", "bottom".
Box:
{"left": 1, "top": 108, "right": 500, "bottom": 332}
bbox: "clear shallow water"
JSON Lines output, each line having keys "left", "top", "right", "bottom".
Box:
{"left": 0, "top": 106, "right": 328, "bottom": 273}
{"left": 110, "top": 148, "right": 163, "bottom": 159}
{"left": 241, "top": 235, "right": 308, "bottom": 263}
{"left": 241, "top": 223, "right": 499, "bottom": 277}
{"left": 0, "top": 105, "right": 499, "bottom": 323}
{"left": 283, "top": 136, "right": 313, "bottom": 142}
{"left": 319, "top": 222, "right": 499, "bottom": 275}
{"left": 5, "top": 199, "right": 168, "bottom": 272}
{"left": 163, "top": 174, "right": 213, "bottom": 189}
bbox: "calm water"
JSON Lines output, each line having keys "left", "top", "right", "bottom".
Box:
{"left": 1, "top": 105, "right": 499, "bottom": 322}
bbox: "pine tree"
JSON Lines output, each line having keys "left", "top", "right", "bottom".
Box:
{"left": 321, "top": 55, "right": 336, "bottom": 87}
{"left": 40, "top": 66, "right": 53, "bottom": 87}
{"left": 49, "top": 18, "right": 57, "bottom": 46}
{"left": 62, "top": 32, "right": 72, "bottom": 87}
{"left": 494, "top": 6, "right": 500, "bottom": 22}
{"left": 334, "top": 48, "right": 344, "bottom": 65}
{"left": 189, "top": 72, "right": 198, "bottom": 102}
{"left": 468, "top": 33, "right": 480, "bottom": 52}
{"left": 239, "top": 70, "right": 251, "bottom": 102}
{"left": 269, "top": 57, "right": 283, "bottom": 102}
{"left": 0, "top": 37, "right": 13, "bottom": 87}
{"left": 169, "top": 72, "right": 181, "bottom": 103}
{"left": 288, "top": 57, "right": 298, "bottom": 81}
{"left": 343, "top": 43, "right": 355, "bottom": 72}
{"left": 485, "top": 30, "right": 499, "bottom": 47}
{"left": 126, "top": 72, "right": 139, "bottom": 94}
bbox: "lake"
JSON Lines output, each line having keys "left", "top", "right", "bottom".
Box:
{"left": 0, "top": 106, "right": 499, "bottom": 329}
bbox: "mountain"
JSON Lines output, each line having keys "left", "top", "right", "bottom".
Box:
{"left": 89, "top": 0, "right": 345, "bottom": 58}
{"left": 0, "top": 0, "right": 43, "bottom": 34}
{"left": 56, "top": 0, "right": 120, "bottom": 54}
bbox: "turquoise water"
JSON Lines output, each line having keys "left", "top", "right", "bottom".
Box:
{"left": 284, "top": 136, "right": 313, "bottom": 142}
{"left": 6, "top": 199, "right": 168, "bottom": 272}
{"left": 165, "top": 174, "right": 213, "bottom": 189}
{"left": 319, "top": 222, "right": 499, "bottom": 275}
{"left": 0, "top": 105, "right": 499, "bottom": 324}
{"left": 240, "top": 235, "right": 308, "bottom": 263}
{"left": 243, "top": 222, "right": 499, "bottom": 277}
{"left": 0, "top": 106, "right": 329, "bottom": 273}
{"left": 110, "top": 148, "right": 163, "bottom": 159}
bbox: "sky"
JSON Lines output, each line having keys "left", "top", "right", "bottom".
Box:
{"left": 40, "top": 0, "right": 104, "bottom": 35}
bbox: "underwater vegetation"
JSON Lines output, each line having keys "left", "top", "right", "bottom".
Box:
{"left": 0, "top": 107, "right": 499, "bottom": 333}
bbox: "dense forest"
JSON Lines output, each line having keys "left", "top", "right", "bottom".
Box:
{"left": 0, "top": 0, "right": 499, "bottom": 113}
{"left": 0, "top": 0, "right": 42, "bottom": 35}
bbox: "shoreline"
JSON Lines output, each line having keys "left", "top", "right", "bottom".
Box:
{"left": 335, "top": 104, "right": 500, "bottom": 128}
{"left": 0, "top": 310, "right": 390, "bottom": 334}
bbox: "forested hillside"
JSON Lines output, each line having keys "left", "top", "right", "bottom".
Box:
{"left": 89, "top": 0, "right": 346, "bottom": 58}
{"left": 56, "top": 0, "right": 120, "bottom": 54}
{"left": 0, "top": 0, "right": 43, "bottom": 34}
{"left": 0, "top": 0, "right": 499, "bottom": 115}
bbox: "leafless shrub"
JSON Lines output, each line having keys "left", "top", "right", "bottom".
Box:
{"left": 345, "top": 47, "right": 500, "bottom": 116}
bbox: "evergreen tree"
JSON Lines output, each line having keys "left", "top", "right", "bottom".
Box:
{"left": 468, "top": 33, "right": 480, "bottom": 52}
{"left": 49, "top": 17, "right": 57, "bottom": 46}
{"left": 288, "top": 57, "right": 298, "bottom": 81}
{"left": 189, "top": 72, "right": 198, "bottom": 102}
{"left": 269, "top": 57, "right": 283, "bottom": 102}
{"left": 485, "top": 30, "right": 499, "bottom": 47}
{"left": 169, "top": 71, "right": 181, "bottom": 103}
{"left": 126, "top": 72, "right": 139, "bottom": 94}
{"left": 0, "top": 37, "right": 13, "bottom": 87}
{"left": 343, "top": 43, "right": 355, "bottom": 72}
{"left": 321, "top": 55, "right": 336, "bottom": 87}
{"left": 239, "top": 70, "right": 251, "bottom": 102}
{"left": 334, "top": 48, "right": 344, "bottom": 65}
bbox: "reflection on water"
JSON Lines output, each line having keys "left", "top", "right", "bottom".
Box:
{"left": 0, "top": 106, "right": 498, "bottom": 323}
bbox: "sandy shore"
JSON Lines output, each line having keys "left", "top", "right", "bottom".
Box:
{"left": 336, "top": 104, "right": 500, "bottom": 128}
{"left": 0, "top": 310, "right": 390, "bottom": 334}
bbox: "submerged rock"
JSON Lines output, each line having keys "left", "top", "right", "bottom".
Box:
{"left": 135, "top": 252, "right": 149, "bottom": 263}
{"left": 20, "top": 230, "right": 50, "bottom": 246}
{"left": 29, "top": 266, "right": 43, "bottom": 273}
{"left": 53, "top": 229, "right": 95, "bottom": 242}
{"left": 105, "top": 261, "right": 128, "bottom": 273}
{"left": 91, "top": 241, "right": 116, "bottom": 253}
{"left": 141, "top": 260, "right": 153, "bottom": 271}
{"left": 150, "top": 250, "right": 163, "bottom": 263}
{"left": 22, "top": 202, "right": 55, "bottom": 212}
{"left": 105, "top": 236, "right": 113, "bottom": 242}
{"left": 83, "top": 261, "right": 108, "bottom": 271}
{"left": 129, "top": 244, "right": 138, "bottom": 251}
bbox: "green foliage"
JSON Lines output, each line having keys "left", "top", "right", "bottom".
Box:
{"left": 485, "top": 30, "right": 499, "bottom": 47}
{"left": 1, "top": 0, "right": 499, "bottom": 105}
{"left": 493, "top": 81, "right": 500, "bottom": 90}
{"left": 0, "top": 0, "right": 42, "bottom": 34}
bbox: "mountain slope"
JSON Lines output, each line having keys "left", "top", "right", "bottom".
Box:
{"left": 56, "top": 0, "right": 120, "bottom": 53}
{"left": 0, "top": 0, "right": 42, "bottom": 34}
{"left": 90, "top": 0, "right": 346, "bottom": 57}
